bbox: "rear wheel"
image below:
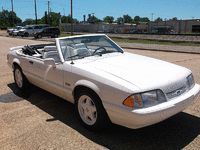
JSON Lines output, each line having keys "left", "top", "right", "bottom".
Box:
{"left": 75, "top": 89, "right": 110, "bottom": 131}
{"left": 54, "top": 33, "right": 58, "bottom": 38}
{"left": 14, "top": 65, "right": 29, "bottom": 91}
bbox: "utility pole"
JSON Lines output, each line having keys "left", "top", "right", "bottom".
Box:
{"left": 2, "top": 7, "right": 4, "bottom": 25}
{"left": 151, "top": 13, "right": 154, "bottom": 21}
{"left": 11, "top": 0, "right": 14, "bottom": 27}
{"left": 34, "top": 0, "right": 37, "bottom": 24}
{"left": 71, "top": 0, "right": 73, "bottom": 35}
{"left": 48, "top": 1, "right": 50, "bottom": 25}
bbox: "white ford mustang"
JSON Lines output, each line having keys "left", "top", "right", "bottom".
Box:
{"left": 7, "top": 34, "right": 200, "bottom": 130}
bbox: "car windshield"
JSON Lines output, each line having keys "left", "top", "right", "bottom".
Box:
{"left": 59, "top": 35, "right": 123, "bottom": 61}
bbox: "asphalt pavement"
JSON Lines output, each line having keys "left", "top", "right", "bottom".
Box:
{"left": 0, "top": 33, "right": 200, "bottom": 149}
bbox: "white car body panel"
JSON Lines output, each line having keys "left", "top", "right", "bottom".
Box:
{"left": 7, "top": 34, "right": 200, "bottom": 129}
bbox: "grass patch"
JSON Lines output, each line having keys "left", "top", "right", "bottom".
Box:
{"left": 58, "top": 33, "right": 200, "bottom": 46}
{"left": 112, "top": 38, "right": 200, "bottom": 46}
{"left": 59, "top": 33, "right": 76, "bottom": 37}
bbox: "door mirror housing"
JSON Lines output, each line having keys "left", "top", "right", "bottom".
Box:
{"left": 44, "top": 58, "right": 56, "bottom": 68}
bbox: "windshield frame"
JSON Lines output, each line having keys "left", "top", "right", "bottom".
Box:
{"left": 55, "top": 34, "right": 124, "bottom": 62}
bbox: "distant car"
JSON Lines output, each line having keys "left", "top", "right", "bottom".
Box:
{"left": 7, "top": 34, "right": 200, "bottom": 131}
{"left": 150, "top": 30, "right": 159, "bottom": 33}
{"left": 129, "top": 30, "right": 142, "bottom": 34}
{"left": 12, "top": 27, "right": 24, "bottom": 36}
{"left": 7, "top": 26, "right": 22, "bottom": 36}
{"left": 18, "top": 24, "right": 50, "bottom": 37}
{"left": 34, "top": 27, "right": 60, "bottom": 38}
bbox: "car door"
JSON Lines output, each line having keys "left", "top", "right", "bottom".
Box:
{"left": 25, "top": 57, "right": 64, "bottom": 96}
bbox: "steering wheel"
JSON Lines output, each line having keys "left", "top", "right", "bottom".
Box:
{"left": 92, "top": 47, "right": 106, "bottom": 55}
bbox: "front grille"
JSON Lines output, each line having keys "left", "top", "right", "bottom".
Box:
{"left": 166, "top": 85, "right": 187, "bottom": 99}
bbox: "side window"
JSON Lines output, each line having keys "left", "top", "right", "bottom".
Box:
{"left": 28, "top": 27, "right": 33, "bottom": 30}
{"left": 38, "top": 26, "right": 43, "bottom": 29}
{"left": 46, "top": 28, "right": 50, "bottom": 32}
{"left": 34, "top": 26, "right": 40, "bottom": 29}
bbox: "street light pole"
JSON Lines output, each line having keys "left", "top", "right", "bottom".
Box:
{"left": 71, "top": 0, "right": 73, "bottom": 35}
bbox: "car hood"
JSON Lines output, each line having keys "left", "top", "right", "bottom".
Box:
{"left": 81, "top": 52, "right": 190, "bottom": 93}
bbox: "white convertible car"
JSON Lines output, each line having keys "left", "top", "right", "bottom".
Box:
{"left": 7, "top": 34, "right": 200, "bottom": 130}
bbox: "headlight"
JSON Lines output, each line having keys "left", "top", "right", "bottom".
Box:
{"left": 123, "top": 90, "right": 166, "bottom": 108}
{"left": 187, "top": 74, "right": 195, "bottom": 89}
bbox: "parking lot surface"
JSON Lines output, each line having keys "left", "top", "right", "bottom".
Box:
{"left": 0, "top": 36, "right": 200, "bottom": 150}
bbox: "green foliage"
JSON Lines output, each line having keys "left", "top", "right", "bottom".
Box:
{"left": 123, "top": 14, "right": 133, "bottom": 23}
{"left": 134, "top": 16, "right": 141, "bottom": 22}
{"left": 103, "top": 16, "right": 114, "bottom": 23}
{"left": 117, "top": 17, "right": 123, "bottom": 24}
{"left": 49, "top": 12, "right": 61, "bottom": 26}
{"left": 0, "top": 10, "right": 22, "bottom": 27}
{"left": 87, "top": 15, "right": 102, "bottom": 24}
{"left": 61, "top": 15, "right": 72, "bottom": 23}
{"left": 112, "top": 38, "right": 200, "bottom": 46}
{"left": 172, "top": 17, "right": 178, "bottom": 21}
{"left": 141, "top": 17, "right": 150, "bottom": 22}
{"left": 59, "top": 27, "right": 63, "bottom": 31}
{"left": 23, "top": 18, "right": 34, "bottom": 25}
{"left": 155, "top": 17, "right": 163, "bottom": 21}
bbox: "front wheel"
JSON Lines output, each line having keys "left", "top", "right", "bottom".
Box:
{"left": 14, "top": 65, "right": 30, "bottom": 90}
{"left": 75, "top": 89, "right": 110, "bottom": 131}
{"left": 24, "top": 33, "right": 29, "bottom": 37}
{"left": 37, "top": 34, "right": 42, "bottom": 39}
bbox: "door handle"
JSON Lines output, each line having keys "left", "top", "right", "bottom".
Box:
{"left": 29, "top": 61, "right": 33, "bottom": 64}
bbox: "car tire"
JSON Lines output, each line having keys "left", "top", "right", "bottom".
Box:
{"left": 54, "top": 33, "right": 58, "bottom": 38}
{"left": 75, "top": 89, "right": 110, "bottom": 131}
{"left": 14, "top": 65, "right": 30, "bottom": 91}
{"left": 38, "top": 34, "right": 42, "bottom": 39}
{"left": 24, "top": 33, "right": 29, "bottom": 37}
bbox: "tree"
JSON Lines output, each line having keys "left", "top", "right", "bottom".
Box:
{"left": 123, "top": 14, "right": 133, "bottom": 23}
{"left": 0, "top": 10, "right": 21, "bottom": 27}
{"left": 61, "top": 15, "right": 72, "bottom": 23}
{"left": 87, "top": 15, "right": 102, "bottom": 24}
{"left": 116, "top": 17, "right": 123, "bottom": 24}
{"left": 140, "top": 17, "right": 150, "bottom": 22}
{"left": 155, "top": 17, "right": 163, "bottom": 21}
{"left": 23, "top": 18, "right": 34, "bottom": 25}
{"left": 134, "top": 16, "right": 141, "bottom": 22}
{"left": 172, "top": 17, "right": 177, "bottom": 20}
{"left": 103, "top": 16, "right": 114, "bottom": 23}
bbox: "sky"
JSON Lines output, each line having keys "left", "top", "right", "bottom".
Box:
{"left": 1, "top": 0, "right": 200, "bottom": 22}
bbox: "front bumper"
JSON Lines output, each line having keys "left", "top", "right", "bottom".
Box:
{"left": 104, "top": 83, "right": 200, "bottom": 129}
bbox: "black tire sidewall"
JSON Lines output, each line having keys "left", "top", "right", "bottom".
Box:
{"left": 14, "top": 66, "right": 29, "bottom": 91}
{"left": 54, "top": 33, "right": 58, "bottom": 38}
{"left": 38, "top": 34, "right": 42, "bottom": 39}
{"left": 24, "top": 33, "right": 29, "bottom": 37}
{"left": 75, "top": 89, "right": 110, "bottom": 131}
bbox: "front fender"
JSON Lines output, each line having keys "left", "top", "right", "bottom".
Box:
{"left": 74, "top": 79, "right": 101, "bottom": 96}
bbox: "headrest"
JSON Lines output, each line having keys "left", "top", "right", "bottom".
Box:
{"left": 44, "top": 46, "right": 57, "bottom": 52}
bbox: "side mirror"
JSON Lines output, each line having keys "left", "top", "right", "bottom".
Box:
{"left": 44, "top": 58, "right": 56, "bottom": 68}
